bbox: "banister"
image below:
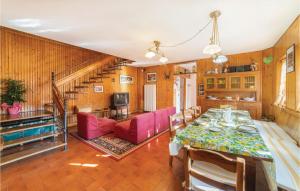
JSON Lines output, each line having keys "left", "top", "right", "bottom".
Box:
{"left": 55, "top": 56, "right": 116, "bottom": 87}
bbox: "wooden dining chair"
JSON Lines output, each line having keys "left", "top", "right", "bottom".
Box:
{"left": 183, "top": 108, "right": 195, "bottom": 124}
{"left": 183, "top": 145, "right": 245, "bottom": 191}
{"left": 191, "top": 106, "right": 202, "bottom": 118}
{"left": 169, "top": 112, "right": 186, "bottom": 167}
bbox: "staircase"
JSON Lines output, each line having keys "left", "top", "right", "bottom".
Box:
{"left": 50, "top": 55, "right": 131, "bottom": 126}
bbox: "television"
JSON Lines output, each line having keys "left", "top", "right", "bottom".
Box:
{"left": 111, "top": 92, "right": 129, "bottom": 107}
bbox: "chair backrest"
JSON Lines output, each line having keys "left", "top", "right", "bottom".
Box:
{"left": 169, "top": 112, "right": 185, "bottom": 139}
{"left": 191, "top": 106, "right": 201, "bottom": 118}
{"left": 183, "top": 108, "right": 195, "bottom": 123}
{"left": 183, "top": 146, "right": 245, "bottom": 191}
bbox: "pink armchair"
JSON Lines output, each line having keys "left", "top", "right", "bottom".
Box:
{"left": 114, "top": 112, "right": 155, "bottom": 144}
{"left": 77, "top": 112, "right": 117, "bottom": 140}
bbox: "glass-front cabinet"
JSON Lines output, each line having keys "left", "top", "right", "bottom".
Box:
{"left": 230, "top": 77, "right": 241, "bottom": 89}
{"left": 244, "top": 76, "right": 256, "bottom": 89}
{"left": 206, "top": 78, "right": 215, "bottom": 89}
{"left": 217, "top": 78, "right": 226, "bottom": 89}
{"left": 204, "top": 72, "right": 258, "bottom": 91}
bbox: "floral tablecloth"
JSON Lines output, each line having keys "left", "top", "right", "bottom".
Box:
{"left": 170, "top": 109, "right": 273, "bottom": 160}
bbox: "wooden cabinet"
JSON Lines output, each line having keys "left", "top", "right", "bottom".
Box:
{"left": 201, "top": 71, "right": 262, "bottom": 119}
{"left": 204, "top": 71, "right": 259, "bottom": 92}
{"left": 230, "top": 76, "right": 241, "bottom": 89}
{"left": 217, "top": 77, "right": 226, "bottom": 89}
{"left": 206, "top": 78, "right": 215, "bottom": 89}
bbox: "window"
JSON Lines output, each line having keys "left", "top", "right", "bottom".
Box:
{"left": 274, "top": 60, "right": 286, "bottom": 107}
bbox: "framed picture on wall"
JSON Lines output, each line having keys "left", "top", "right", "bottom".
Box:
{"left": 146, "top": 72, "right": 157, "bottom": 83}
{"left": 120, "top": 75, "right": 133, "bottom": 84}
{"left": 286, "top": 44, "right": 295, "bottom": 73}
{"left": 94, "top": 85, "right": 103, "bottom": 93}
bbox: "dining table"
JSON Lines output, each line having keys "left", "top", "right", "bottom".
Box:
{"left": 169, "top": 108, "right": 277, "bottom": 191}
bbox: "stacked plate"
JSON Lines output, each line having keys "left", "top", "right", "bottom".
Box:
{"left": 237, "top": 125, "right": 257, "bottom": 134}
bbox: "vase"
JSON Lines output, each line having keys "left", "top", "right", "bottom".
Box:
{"left": 1, "top": 102, "right": 22, "bottom": 115}
{"left": 7, "top": 106, "right": 21, "bottom": 115}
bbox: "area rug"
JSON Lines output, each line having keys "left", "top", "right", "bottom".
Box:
{"left": 70, "top": 130, "right": 168, "bottom": 160}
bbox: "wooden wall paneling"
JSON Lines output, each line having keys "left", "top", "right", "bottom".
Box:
{"left": 0, "top": 27, "right": 138, "bottom": 115}
{"left": 141, "top": 64, "right": 175, "bottom": 110}
{"left": 262, "top": 48, "right": 275, "bottom": 117}
{"left": 269, "top": 16, "right": 300, "bottom": 143}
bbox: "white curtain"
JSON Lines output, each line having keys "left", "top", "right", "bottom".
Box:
{"left": 274, "top": 61, "right": 286, "bottom": 107}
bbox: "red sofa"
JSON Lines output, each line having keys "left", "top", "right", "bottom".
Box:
{"left": 114, "top": 107, "right": 176, "bottom": 144}
{"left": 114, "top": 112, "right": 155, "bottom": 144}
{"left": 77, "top": 112, "right": 117, "bottom": 140}
{"left": 167, "top": 106, "right": 176, "bottom": 116}
{"left": 154, "top": 108, "right": 169, "bottom": 134}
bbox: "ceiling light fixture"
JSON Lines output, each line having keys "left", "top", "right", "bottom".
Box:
{"left": 144, "top": 41, "right": 168, "bottom": 63}
{"left": 213, "top": 54, "right": 228, "bottom": 64}
{"left": 203, "top": 11, "right": 222, "bottom": 55}
{"left": 144, "top": 10, "right": 226, "bottom": 64}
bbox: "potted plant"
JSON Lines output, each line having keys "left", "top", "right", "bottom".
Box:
{"left": 1, "top": 79, "right": 26, "bottom": 115}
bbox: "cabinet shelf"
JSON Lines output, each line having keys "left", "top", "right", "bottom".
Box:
{"left": 2, "top": 132, "right": 60, "bottom": 149}
{"left": 0, "top": 122, "right": 55, "bottom": 135}
{"left": 1, "top": 140, "right": 66, "bottom": 166}
{"left": 0, "top": 111, "right": 53, "bottom": 123}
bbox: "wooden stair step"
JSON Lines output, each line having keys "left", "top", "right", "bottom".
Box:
{"left": 96, "top": 74, "right": 110, "bottom": 78}
{"left": 65, "top": 91, "right": 88, "bottom": 94}
{"left": 64, "top": 97, "right": 77, "bottom": 100}
{"left": 74, "top": 85, "right": 89, "bottom": 89}
{"left": 0, "top": 122, "right": 55, "bottom": 135}
{"left": 82, "top": 81, "right": 93, "bottom": 84}
{"left": 1, "top": 140, "right": 66, "bottom": 166}
{"left": 64, "top": 91, "right": 79, "bottom": 94}
{"left": 90, "top": 76, "right": 104, "bottom": 80}
{"left": 44, "top": 103, "right": 53, "bottom": 107}
{"left": 2, "top": 132, "right": 60, "bottom": 149}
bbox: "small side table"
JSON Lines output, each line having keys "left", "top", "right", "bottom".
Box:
{"left": 111, "top": 105, "right": 128, "bottom": 120}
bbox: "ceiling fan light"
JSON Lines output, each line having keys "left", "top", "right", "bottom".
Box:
{"left": 213, "top": 55, "right": 228, "bottom": 64}
{"left": 159, "top": 56, "right": 168, "bottom": 63}
{"left": 203, "top": 44, "right": 222, "bottom": 55}
{"left": 145, "top": 50, "right": 156, "bottom": 58}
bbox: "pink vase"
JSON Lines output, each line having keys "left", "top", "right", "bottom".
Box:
{"left": 1, "top": 102, "right": 22, "bottom": 115}
{"left": 7, "top": 106, "right": 21, "bottom": 115}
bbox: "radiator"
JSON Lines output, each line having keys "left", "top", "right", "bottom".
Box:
{"left": 144, "top": 84, "right": 156, "bottom": 111}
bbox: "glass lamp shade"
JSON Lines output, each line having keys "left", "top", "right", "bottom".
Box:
{"left": 145, "top": 50, "right": 156, "bottom": 58}
{"left": 213, "top": 55, "right": 228, "bottom": 64}
{"left": 203, "top": 44, "right": 222, "bottom": 55}
{"left": 159, "top": 56, "right": 168, "bottom": 63}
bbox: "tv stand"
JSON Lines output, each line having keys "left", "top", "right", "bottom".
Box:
{"left": 110, "top": 105, "right": 128, "bottom": 120}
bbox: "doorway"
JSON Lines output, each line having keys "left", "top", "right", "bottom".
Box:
{"left": 173, "top": 62, "right": 197, "bottom": 112}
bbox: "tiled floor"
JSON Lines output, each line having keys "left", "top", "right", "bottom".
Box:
{"left": 1, "top": 131, "right": 184, "bottom": 191}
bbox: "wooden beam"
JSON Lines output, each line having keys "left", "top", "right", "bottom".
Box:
{"left": 55, "top": 56, "right": 115, "bottom": 86}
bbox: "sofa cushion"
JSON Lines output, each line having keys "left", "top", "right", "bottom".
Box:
{"left": 115, "top": 112, "right": 155, "bottom": 144}
{"left": 97, "top": 118, "right": 117, "bottom": 133}
{"left": 115, "top": 120, "right": 131, "bottom": 131}
{"left": 77, "top": 112, "right": 98, "bottom": 130}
